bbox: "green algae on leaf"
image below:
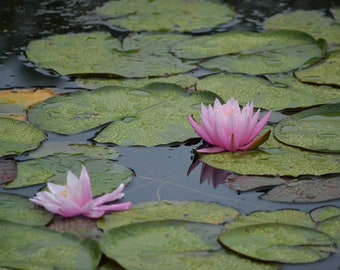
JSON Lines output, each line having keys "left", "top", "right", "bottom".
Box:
{"left": 5, "top": 154, "right": 133, "bottom": 197}
{"left": 0, "top": 193, "right": 53, "bottom": 226}
{"left": 0, "top": 118, "right": 45, "bottom": 158}
{"left": 274, "top": 103, "right": 340, "bottom": 153}
{"left": 26, "top": 32, "right": 194, "bottom": 78}
{"left": 100, "top": 220, "right": 279, "bottom": 270}
{"left": 219, "top": 223, "right": 335, "bottom": 264}
{"left": 172, "top": 30, "right": 324, "bottom": 74}
{"left": 199, "top": 129, "right": 340, "bottom": 177}
{"left": 196, "top": 73, "right": 340, "bottom": 111}
{"left": 97, "top": 201, "right": 239, "bottom": 231}
{"left": 295, "top": 50, "right": 340, "bottom": 87}
{"left": 96, "top": 0, "right": 236, "bottom": 32}
{"left": 0, "top": 220, "right": 101, "bottom": 270}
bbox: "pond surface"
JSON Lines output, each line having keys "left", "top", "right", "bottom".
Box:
{"left": 0, "top": 0, "right": 339, "bottom": 269}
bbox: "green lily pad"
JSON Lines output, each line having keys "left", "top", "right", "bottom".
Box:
{"left": 100, "top": 220, "right": 279, "bottom": 270}
{"left": 295, "top": 50, "right": 340, "bottom": 87}
{"left": 96, "top": 0, "right": 236, "bottom": 32}
{"left": 196, "top": 73, "right": 340, "bottom": 111}
{"left": 4, "top": 154, "right": 133, "bottom": 196}
{"left": 263, "top": 10, "right": 340, "bottom": 50}
{"left": 0, "top": 220, "right": 101, "bottom": 270}
{"left": 0, "top": 118, "right": 45, "bottom": 158}
{"left": 311, "top": 206, "right": 340, "bottom": 223}
{"left": 274, "top": 103, "right": 340, "bottom": 153}
{"left": 199, "top": 129, "right": 340, "bottom": 177}
{"left": 261, "top": 177, "right": 340, "bottom": 203}
{"left": 97, "top": 201, "right": 239, "bottom": 231}
{"left": 172, "top": 30, "right": 324, "bottom": 75}
{"left": 226, "top": 209, "right": 316, "bottom": 230}
{"left": 26, "top": 31, "right": 194, "bottom": 78}
{"left": 219, "top": 223, "right": 335, "bottom": 263}
{"left": 29, "top": 83, "right": 219, "bottom": 146}
{"left": 317, "top": 215, "right": 340, "bottom": 246}
{"left": 0, "top": 193, "right": 53, "bottom": 226}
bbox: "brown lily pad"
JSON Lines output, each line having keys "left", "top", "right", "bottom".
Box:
{"left": 0, "top": 159, "right": 17, "bottom": 184}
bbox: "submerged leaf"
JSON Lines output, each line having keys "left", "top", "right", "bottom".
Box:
{"left": 0, "top": 159, "right": 17, "bottom": 184}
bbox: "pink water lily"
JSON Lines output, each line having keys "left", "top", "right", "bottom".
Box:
{"left": 30, "top": 166, "right": 131, "bottom": 218}
{"left": 188, "top": 98, "right": 272, "bottom": 153}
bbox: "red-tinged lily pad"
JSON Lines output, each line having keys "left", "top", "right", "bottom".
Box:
{"left": 261, "top": 177, "right": 340, "bottom": 203}
{"left": 0, "top": 159, "right": 17, "bottom": 184}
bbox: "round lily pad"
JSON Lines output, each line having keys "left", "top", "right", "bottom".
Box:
{"left": 196, "top": 73, "right": 340, "bottom": 111}
{"left": 0, "top": 117, "right": 45, "bottom": 158}
{"left": 219, "top": 223, "right": 334, "bottom": 263}
{"left": 25, "top": 31, "right": 195, "bottom": 78}
{"left": 5, "top": 154, "right": 133, "bottom": 197}
{"left": 274, "top": 103, "right": 340, "bottom": 153}
{"left": 96, "top": 0, "right": 236, "bottom": 32}
{"left": 311, "top": 206, "right": 340, "bottom": 223}
{"left": 0, "top": 220, "right": 101, "bottom": 270}
{"left": 172, "top": 30, "right": 324, "bottom": 75}
{"left": 97, "top": 201, "right": 239, "bottom": 231}
{"left": 100, "top": 220, "right": 278, "bottom": 270}
{"left": 199, "top": 129, "right": 340, "bottom": 177}
{"left": 0, "top": 193, "right": 53, "bottom": 226}
{"left": 295, "top": 50, "right": 340, "bottom": 87}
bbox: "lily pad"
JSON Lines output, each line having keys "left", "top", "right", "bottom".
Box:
{"left": 317, "top": 215, "right": 340, "bottom": 246}
{"left": 26, "top": 31, "right": 194, "bottom": 78}
{"left": 29, "top": 83, "right": 219, "bottom": 146}
{"left": 0, "top": 118, "right": 45, "bottom": 158}
{"left": 0, "top": 193, "right": 53, "bottom": 226}
{"left": 100, "top": 220, "right": 279, "bottom": 270}
{"left": 311, "top": 206, "right": 340, "bottom": 223}
{"left": 263, "top": 10, "right": 340, "bottom": 50}
{"left": 97, "top": 201, "right": 239, "bottom": 231}
{"left": 0, "top": 220, "right": 101, "bottom": 270}
{"left": 274, "top": 103, "right": 340, "bottom": 153}
{"left": 196, "top": 73, "right": 340, "bottom": 111}
{"left": 226, "top": 175, "right": 286, "bottom": 192}
{"left": 219, "top": 223, "right": 335, "bottom": 263}
{"left": 295, "top": 50, "right": 340, "bottom": 87}
{"left": 172, "top": 30, "right": 324, "bottom": 75}
{"left": 96, "top": 0, "right": 236, "bottom": 32}
{"left": 0, "top": 159, "right": 17, "bottom": 184}
{"left": 199, "top": 129, "right": 340, "bottom": 177}
{"left": 4, "top": 154, "right": 133, "bottom": 196}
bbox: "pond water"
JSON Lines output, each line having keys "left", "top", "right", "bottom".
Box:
{"left": 1, "top": 0, "right": 340, "bottom": 269}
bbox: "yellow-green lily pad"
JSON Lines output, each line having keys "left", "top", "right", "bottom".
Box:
{"left": 219, "top": 223, "right": 335, "bottom": 263}
{"left": 311, "top": 206, "right": 340, "bottom": 223}
{"left": 317, "top": 215, "right": 340, "bottom": 246}
{"left": 0, "top": 118, "right": 45, "bottom": 158}
{"left": 96, "top": 0, "right": 236, "bottom": 32}
{"left": 26, "top": 31, "right": 194, "bottom": 78}
{"left": 274, "top": 103, "right": 340, "bottom": 153}
{"left": 0, "top": 220, "right": 101, "bottom": 270}
{"left": 97, "top": 201, "right": 239, "bottom": 231}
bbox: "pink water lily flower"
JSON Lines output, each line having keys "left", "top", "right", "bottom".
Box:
{"left": 188, "top": 98, "right": 272, "bottom": 153}
{"left": 30, "top": 166, "right": 131, "bottom": 218}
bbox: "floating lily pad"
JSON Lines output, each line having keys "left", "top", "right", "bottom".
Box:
{"left": 26, "top": 31, "right": 194, "bottom": 78}
{"left": 196, "top": 73, "right": 340, "bottom": 111}
{"left": 317, "top": 215, "right": 340, "bottom": 246}
{"left": 219, "top": 223, "right": 334, "bottom": 263}
{"left": 295, "top": 50, "right": 340, "bottom": 87}
{"left": 263, "top": 10, "right": 340, "bottom": 50}
{"left": 226, "top": 175, "right": 286, "bottom": 192}
{"left": 96, "top": 0, "right": 236, "bottom": 32}
{"left": 0, "top": 193, "right": 53, "bottom": 226}
{"left": 311, "top": 206, "right": 340, "bottom": 223}
{"left": 97, "top": 201, "right": 239, "bottom": 231}
{"left": 0, "top": 118, "right": 45, "bottom": 158}
{"left": 0, "top": 220, "right": 101, "bottom": 270}
{"left": 199, "top": 129, "right": 340, "bottom": 177}
{"left": 226, "top": 209, "right": 316, "bottom": 230}
{"left": 172, "top": 30, "right": 324, "bottom": 75}
{"left": 5, "top": 154, "right": 133, "bottom": 196}
{"left": 29, "top": 83, "right": 219, "bottom": 146}
{"left": 0, "top": 159, "right": 17, "bottom": 184}
{"left": 274, "top": 103, "right": 340, "bottom": 153}
{"left": 100, "top": 220, "right": 279, "bottom": 270}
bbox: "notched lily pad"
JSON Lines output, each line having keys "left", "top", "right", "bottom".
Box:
{"left": 274, "top": 103, "right": 340, "bottom": 153}
{"left": 96, "top": 0, "right": 236, "bottom": 32}
{"left": 0, "top": 118, "right": 45, "bottom": 158}
{"left": 219, "top": 223, "right": 335, "bottom": 264}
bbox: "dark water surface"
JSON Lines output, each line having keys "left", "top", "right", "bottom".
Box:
{"left": 1, "top": 0, "right": 340, "bottom": 269}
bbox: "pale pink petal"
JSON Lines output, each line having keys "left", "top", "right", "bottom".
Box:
{"left": 93, "top": 184, "right": 125, "bottom": 206}
{"left": 188, "top": 115, "right": 215, "bottom": 145}
{"left": 46, "top": 182, "right": 66, "bottom": 196}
